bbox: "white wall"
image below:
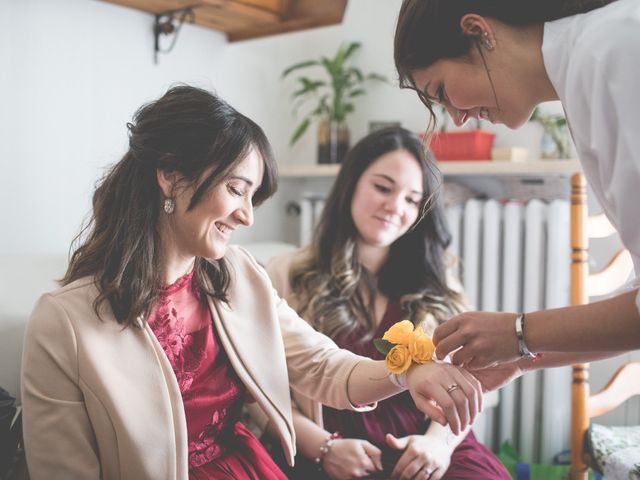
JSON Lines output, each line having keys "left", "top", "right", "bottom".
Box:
{"left": 1, "top": 0, "right": 552, "bottom": 256}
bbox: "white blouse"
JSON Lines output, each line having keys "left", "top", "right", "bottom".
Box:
{"left": 542, "top": 0, "right": 640, "bottom": 313}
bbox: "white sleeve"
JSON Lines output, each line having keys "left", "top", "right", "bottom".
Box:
{"left": 597, "top": 32, "right": 640, "bottom": 316}
{"left": 571, "top": 19, "right": 640, "bottom": 316}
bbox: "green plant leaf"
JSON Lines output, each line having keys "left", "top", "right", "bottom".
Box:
{"left": 281, "top": 40, "right": 384, "bottom": 148}
{"left": 332, "top": 42, "right": 360, "bottom": 73}
{"left": 309, "top": 95, "right": 330, "bottom": 117}
{"left": 366, "top": 73, "right": 387, "bottom": 83}
{"left": 342, "top": 41, "right": 362, "bottom": 62}
{"left": 292, "top": 78, "right": 326, "bottom": 98}
{"left": 373, "top": 338, "right": 395, "bottom": 356}
{"left": 290, "top": 118, "right": 311, "bottom": 145}
{"left": 347, "top": 67, "right": 364, "bottom": 83}
{"left": 282, "top": 60, "right": 320, "bottom": 78}
{"left": 321, "top": 56, "right": 339, "bottom": 80}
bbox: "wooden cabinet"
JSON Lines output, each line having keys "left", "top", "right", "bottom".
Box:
{"left": 100, "top": 0, "right": 348, "bottom": 41}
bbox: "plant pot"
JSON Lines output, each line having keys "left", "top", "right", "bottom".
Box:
{"left": 317, "top": 119, "right": 350, "bottom": 164}
{"left": 428, "top": 129, "right": 496, "bottom": 161}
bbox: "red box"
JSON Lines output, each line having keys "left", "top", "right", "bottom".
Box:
{"left": 427, "top": 130, "right": 496, "bottom": 161}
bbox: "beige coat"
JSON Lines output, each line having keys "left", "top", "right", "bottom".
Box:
{"left": 265, "top": 249, "right": 329, "bottom": 429}
{"left": 21, "top": 246, "right": 370, "bottom": 480}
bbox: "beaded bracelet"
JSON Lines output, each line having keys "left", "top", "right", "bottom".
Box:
{"left": 314, "top": 432, "right": 342, "bottom": 470}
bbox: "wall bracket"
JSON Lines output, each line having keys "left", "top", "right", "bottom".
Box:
{"left": 154, "top": 7, "right": 195, "bottom": 64}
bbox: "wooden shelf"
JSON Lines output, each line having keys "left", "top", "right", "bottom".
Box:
{"left": 101, "top": 0, "right": 347, "bottom": 42}
{"left": 278, "top": 160, "right": 582, "bottom": 178}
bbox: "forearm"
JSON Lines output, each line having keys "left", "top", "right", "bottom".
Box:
{"left": 291, "top": 407, "right": 331, "bottom": 460}
{"left": 347, "top": 359, "right": 402, "bottom": 406}
{"left": 517, "top": 350, "right": 626, "bottom": 372}
{"left": 525, "top": 289, "right": 640, "bottom": 353}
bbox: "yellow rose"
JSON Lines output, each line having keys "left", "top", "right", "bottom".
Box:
{"left": 409, "top": 327, "right": 435, "bottom": 364}
{"left": 382, "top": 320, "right": 415, "bottom": 346}
{"left": 385, "top": 344, "right": 413, "bottom": 374}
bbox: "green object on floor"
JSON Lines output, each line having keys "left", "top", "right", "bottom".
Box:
{"left": 496, "top": 441, "right": 601, "bottom": 480}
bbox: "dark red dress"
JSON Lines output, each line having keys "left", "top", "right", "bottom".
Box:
{"left": 149, "top": 272, "right": 287, "bottom": 480}
{"left": 320, "top": 302, "right": 511, "bottom": 479}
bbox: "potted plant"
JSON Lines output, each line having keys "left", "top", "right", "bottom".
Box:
{"left": 282, "top": 41, "right": 386, "bottom": 164}
{"left": 530, "top": 107, "right": 571, "bottom": 159}
{"left": 428, "top": 106, "right": 496, "bottom": 161}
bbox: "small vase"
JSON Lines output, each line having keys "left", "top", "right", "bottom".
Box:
{"left": 317, "top": 119, "right": 350, "bottom": 164}
{"left": 540, "top": 131, "right": 559, "bottom": 159}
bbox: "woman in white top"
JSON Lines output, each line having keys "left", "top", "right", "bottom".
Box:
{"left": 393, "top": 0, "right": 640, "bottom": 383}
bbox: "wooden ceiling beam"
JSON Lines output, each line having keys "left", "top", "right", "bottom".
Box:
{"left": 100, "top": 0, "right": 347, "bottom": 41}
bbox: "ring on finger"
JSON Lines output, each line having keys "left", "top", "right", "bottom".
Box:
{"left": 446, "top": 383, "right": 460, "bottom": 394}
{"left": 424, "top": 467, "right": 434, "bottom": 478}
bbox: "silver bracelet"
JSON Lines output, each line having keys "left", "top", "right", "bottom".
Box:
{"left": 515, "top": 313, "right": 536, "bottom": 358}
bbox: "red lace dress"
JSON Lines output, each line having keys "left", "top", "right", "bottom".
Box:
{"left": 148, "top": 271, "right": 287, "bottom": 480}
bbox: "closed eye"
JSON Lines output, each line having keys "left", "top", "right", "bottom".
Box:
{"left": 437, "top": 84, "right": 447, "bottom": 104}
{"left": 227, "top": 185, "right": 244, "bottom": 197}
{"left": 374, "top": 184, "right": 391, "bottom": 194}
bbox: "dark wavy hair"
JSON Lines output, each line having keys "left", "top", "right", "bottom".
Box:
{"left": 394, "top": 0, "right": 616, "bottom": 132}
{"left": 62, "top": 85, "right": 277, "bottom": 327}
{"left": 289, "top": 127, "right": 465, "bottom": 342}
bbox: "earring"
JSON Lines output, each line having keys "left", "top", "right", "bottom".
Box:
{"left": 163, "top": 198, "right": 175, "bottom": 214}
{"left": 481, "top": 31, "right": 494, "bottom": 51}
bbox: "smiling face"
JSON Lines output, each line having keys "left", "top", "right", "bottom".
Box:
{"left": 350, "top": 148, "right": 424, "bottom": 251}
{"left": 411, "top": 52, "right": 537, "bottom": 130}
{"left": 159, "top": 148, "right": 264, "bottom": 268}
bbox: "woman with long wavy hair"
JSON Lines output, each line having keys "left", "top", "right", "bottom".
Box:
{"left": 20, "top": 87, "right": 482, "bottom": 480}
{"left": 265, "top": 127, "right": 509, "bottom": 480}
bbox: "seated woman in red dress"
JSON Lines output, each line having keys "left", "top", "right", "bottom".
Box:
{"left": 21, "top": 87, "right": 482, "bottom": 480}
{"left": 266, "top": 127, "right": 511, "bottom": 480}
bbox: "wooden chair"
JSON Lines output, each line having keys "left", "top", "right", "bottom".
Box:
{"left": 569, "top": 173, "right": 640, "bottom": 479}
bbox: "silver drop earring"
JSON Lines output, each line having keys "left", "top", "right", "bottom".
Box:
{"left": 482, "top": 31, "right": 494, "bottom": 51}
{"left": 164, "top": 198, "right": 175, "bottom": 214}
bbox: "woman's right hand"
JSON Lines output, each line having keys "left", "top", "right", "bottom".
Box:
{"left": 432, "top": 311, "right": 520, "bottom": 368}
{"left": 405, "top": 361, "right": 483, "bottom": 435}
{"left": 322, "top": 438, "right": 383, "bottom": 479}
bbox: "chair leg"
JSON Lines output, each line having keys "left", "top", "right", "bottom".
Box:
{"left": 570, "top": 363, "right": 590, "bottom": 480}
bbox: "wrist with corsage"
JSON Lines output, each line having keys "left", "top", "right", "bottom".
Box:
{"left": 374, "top": 320, "right": 435, "bottom": 385}
{"left": 314, "top": 432, "right": 342, "bottom": 471}
{"left": 515, "top": 313, "right": 543, "bottom": 361}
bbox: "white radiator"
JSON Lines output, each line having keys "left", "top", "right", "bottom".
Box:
{"left": 299, "top": 195, "right": 572, "bottom": 463}
{"left": 447, "top": 198, "right": 571, "bottom": 463}
{"left": 299, "top": 193, "right": 326, "bottom": 247}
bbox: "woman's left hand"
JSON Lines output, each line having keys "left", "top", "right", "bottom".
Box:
{"left": 385, "top": 433, "right": 453, "bottom": 480}
{"left": 405, "top": 362, "right": 483, "bottom": 435}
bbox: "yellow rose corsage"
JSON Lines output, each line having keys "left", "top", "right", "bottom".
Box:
{"left": 374, "top": 320, "right": 435, "bottom": 374}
